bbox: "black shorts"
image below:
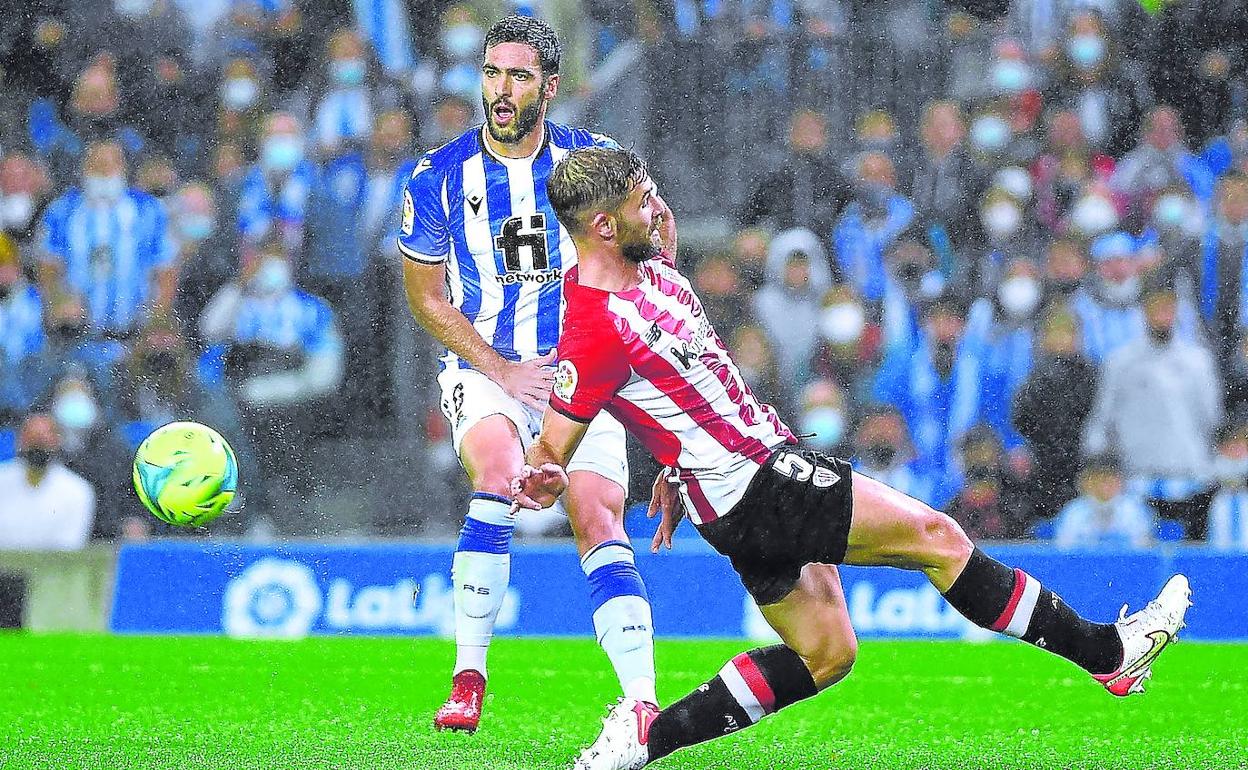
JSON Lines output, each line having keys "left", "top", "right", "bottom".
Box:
{"left": 697, "top": 446, "right": 854, "bottom": 606}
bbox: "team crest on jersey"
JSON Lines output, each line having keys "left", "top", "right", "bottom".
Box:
{"left": 401, "top": 190, "right": 415, "bottom": 236}
{"left": 554, "top": 360, "right": 578, "bottom": 402}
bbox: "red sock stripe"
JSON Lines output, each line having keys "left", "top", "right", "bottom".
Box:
{"left": 731, "top": 652, "right": 777, "bottom": 714}
{"left": 990, "top": 568, "right": 1027, "bottom": 633}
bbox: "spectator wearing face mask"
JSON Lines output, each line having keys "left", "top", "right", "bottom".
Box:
{"left": 1043, "top": 10, "right": 1152, "bottom": 159}
{"left": 796, "top": 378, "right": 850, "bottom": 457}
{"left": 874, "top": 293, "right": 991, "bottom": 488}
{"left": 1111, "top": 106, "right": 1215, "bottom": 228}
{"left": 979, "top": 257, "right": 1044, "bottom": 463}
{"left": 1207, "top": 422, "right": 1248, "bottom": 551}
{"left": 47, "top": 373, "right": 132, "bottom": 539}
{"left": 1033, "top": 109, "right": 1116, "bottom": 236}
{"left": 947, "top": 423, "right": 1032, "bottom": 540}
{"left": 910, "top": 100, "right": 987, "bottom": 259}
{"left": 199, "top": 236, "right": 343, "bottom": 530}
{"left": 168, "top": 181, "right": 236, "bottom": 337}
{"left": 834, "top": 152, "right": 914, "bottom": 306}
{"left": 437, "top": 7, "right": 487, "bottom": 104}
{"left": 1053, "top": 452, "right": 1155, "bottom": 551}
{"left": 741, "top": 109, "right": 851, "bottom": 244}
{"left": 0, "top": 413, "right": 94, "bottom": 551}
{"left": 811, "top": 284, "right": 879, "bottom": 402}
{"left": 37, "top": 140, "right": 177, "bottom": 348}
{"left": 1085, "top": 275, "right": 1222, "bottom": 540}
{"left": 238, "top": 112, "right": 317, "bottom": 250}
{"left": 1070, "top": 231, "right": 1144, "bottom": 364}
{"left": 313, "top": 29, "right": 378, "bottom": 154}
{"left": 976, "top": 182, "right": 1042, "bottom": 293}
{"left": 215, "top": 58, "right": 270, "bottom": 156}
{"left": 1012, "top": 305, "right": 1098, "bottom": 519}
{"left": 0, "top": 153, "right": 54, "bottom": 247}
{"left": 850, "top": 406, "right": 945, "bottom": 506}
{"left": 1195, "top": 174, "right": 1248, "bottom": 364}
{"left": 0, "top": 236, "right": 55, "bottom": 424}
{"left": 1138, "top": 183, "right": 1203, "bottom": 284}
{"left": 966, "top": 107, "right": 1017, "bottom": 167}
{"left": 752, "top": 228, "right": 834, "bottom": 397}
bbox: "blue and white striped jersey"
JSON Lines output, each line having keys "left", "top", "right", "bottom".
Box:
{"left": 40, "top": 188, "right": 174, "bottom": 333}
{"left": 0, "top": 283, "right": 45, "bottom": 363}
{"left": 397, "top": 122, "right": 618, "bottom": 370}
{"left": 231, "top": 289, "right": 339, "bottom": 354}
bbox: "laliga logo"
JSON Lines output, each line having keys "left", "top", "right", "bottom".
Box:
{"left": 221, "top": 558, "right": 520, "bottom": 638}
{"left": 741, "top": 581, "right": 974, "bottom": 639}
{"left": 222, "top": 558, "right": 323, "bottom": 638}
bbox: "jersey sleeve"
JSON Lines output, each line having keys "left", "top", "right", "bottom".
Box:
{"left": 396, "top": 155, "right": 450, "bottom": 264}
{"left": 550, "top": 304, "right": 629, "bottom": 423}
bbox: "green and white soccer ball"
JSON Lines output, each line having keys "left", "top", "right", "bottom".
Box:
{"left": 132, "top": 421, "right": 238, "bottom": 527}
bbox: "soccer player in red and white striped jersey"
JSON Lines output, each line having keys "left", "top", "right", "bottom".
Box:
{"left": 513, "top": 147, "right": 1192, "bottom": 770}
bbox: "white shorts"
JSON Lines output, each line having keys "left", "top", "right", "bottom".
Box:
{"left": 437, "top": 367, "right": 629, "bottom": 492}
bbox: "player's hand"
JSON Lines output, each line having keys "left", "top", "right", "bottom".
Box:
{"left": 648, "top": 467, "right": 686, "bottom": 552}
{"left": 495, "top": 350, "right": 557, "bottom": 412}
{"left": 510, "top": 462, "right": 569, "bottom": 511}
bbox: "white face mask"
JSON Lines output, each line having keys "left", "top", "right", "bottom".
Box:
{"left": 1071, "top": 195, "right": 1118, "bottom": 235}
{"left": 53, "top": 390, "right": 99, "bottom": 432}
{"left": 994, "top": 167, "right": 1033, "bottom": 203}
{"left": 982, "top": 201, "right": 1023, "bottom": 240}
{"left": 222, "top": 77, "right": 259, "bottom": 111}
{"left": 84, "top": 174, "right": 126, "bottom": 202}
{"left": 819, "top": 303, "right": 866, "bottom": 344}
{"left": 1, "top": 193, "right": 35, "bottom": 230}
{"left": 998, "top": 276, "right": 1041, "bottom": 319}
{"left": 250, "top": 257, "right": 292, "bottom": 296}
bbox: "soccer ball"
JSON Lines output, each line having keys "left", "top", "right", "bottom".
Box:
{"left": 132, "top": 421, "right": 238, "bottom": 527}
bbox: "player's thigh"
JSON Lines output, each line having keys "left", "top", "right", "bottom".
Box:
{"left": 759, "top": 564, "right": 857, "bottom": 689}
{"left": 842, "top": 472, "right": 972, "bottom": 589}
{"left": 439, "top": 369, "right": 529, "bottom": 495}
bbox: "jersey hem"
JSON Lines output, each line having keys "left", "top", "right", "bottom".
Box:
{"left": 397, "top": 240, "right": 447, "bottom": 264}
{"left": 551, "top": 401, "right": 595, "bottom": 424}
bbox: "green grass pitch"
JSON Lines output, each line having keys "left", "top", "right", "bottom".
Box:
{"left": 1, "top": 635, "right": 1244, "bottom": 769}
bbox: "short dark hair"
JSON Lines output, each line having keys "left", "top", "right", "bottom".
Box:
{"left": 484, "top": 15, "right": 561, "bottom": 75}
{"left": 547, "top": 147, "right": 648, "bottom": 231}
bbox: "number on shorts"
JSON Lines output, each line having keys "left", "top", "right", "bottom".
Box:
{"left": 772, "top": 451, "right": 841, "bottom": 489}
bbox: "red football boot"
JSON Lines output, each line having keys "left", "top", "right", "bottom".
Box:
{"left": 434, "top": 669, "right": 487, "bottom": 733}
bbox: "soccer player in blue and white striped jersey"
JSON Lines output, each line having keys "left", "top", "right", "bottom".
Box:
{"left": 400, "top": 15, "right": 658, "bottom": 734}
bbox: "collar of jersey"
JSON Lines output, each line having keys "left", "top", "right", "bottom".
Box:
{"left": 477, "top": 122, "right": 550, "bottom": 164}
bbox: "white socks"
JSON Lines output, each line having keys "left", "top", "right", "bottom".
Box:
{"left": 452, "top": 493, "right": 516, "bottom": 678}
{"left": 582, "top": 540, "right": 658, "bottom": 705}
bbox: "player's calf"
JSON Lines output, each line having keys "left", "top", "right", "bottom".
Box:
{"left": 581, "top": 540, "right": 658, "bottom": 706}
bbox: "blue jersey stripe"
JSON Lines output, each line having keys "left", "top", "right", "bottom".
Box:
{"left": 532, "top": 145, "right": 562, "bottom": 355}
{"left": 483, "top": 153, "right": 519, "bottom": 359}
{"left": 446, "top": 165, "right": 482, "bottom": 324}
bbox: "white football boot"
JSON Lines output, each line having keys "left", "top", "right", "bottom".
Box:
{"left": 572, "top": 697, "right": 657, "bottom": 770}
{"left": 1093, "top": 574, "right": 1192, "bottom": 696}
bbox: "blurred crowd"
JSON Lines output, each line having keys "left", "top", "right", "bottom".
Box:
{"left": 1, "top": 0, "right": 1248, "bottom": 552}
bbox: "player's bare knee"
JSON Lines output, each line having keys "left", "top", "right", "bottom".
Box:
{"left": 467, "top": 468, "right": 517, "bottom": 499}
{"left": 914, "top": 510, "right": 971, "bottom": 568}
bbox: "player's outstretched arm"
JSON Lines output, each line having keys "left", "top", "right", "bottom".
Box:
{"left": 510, "top": 409, "right": 590, "bottom": 510}
{"left": 403, "top": 259, "right": 555, "bottom": 410}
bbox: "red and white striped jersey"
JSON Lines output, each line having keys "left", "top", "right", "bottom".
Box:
{"left": 551, "top": 260, "right": 796, "bottom": 524}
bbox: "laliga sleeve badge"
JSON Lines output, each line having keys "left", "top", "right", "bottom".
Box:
{"left": 554, "top": 360, "right": 578, "bottom": 402}
{"left": 401, "top": 189, "right": 415, "bottom": 236}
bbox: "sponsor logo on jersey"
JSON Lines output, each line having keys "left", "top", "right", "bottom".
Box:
{"left": 401, "top": 190, "right": 415, "bottom": 236}
{"left": 554, "top": 360, "right": 578, "bottom": 402}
